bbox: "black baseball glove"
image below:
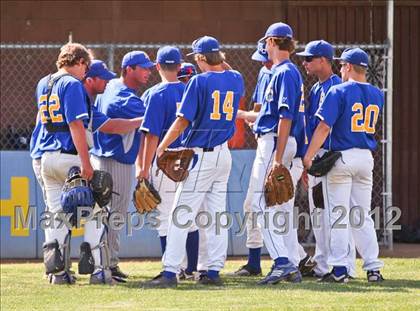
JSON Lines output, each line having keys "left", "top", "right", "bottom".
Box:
{"left": 307, "top": 151, "right": 342, "bottom": 177}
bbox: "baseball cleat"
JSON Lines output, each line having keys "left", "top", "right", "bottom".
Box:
{"left": 298, "top": 255, "right": 317, "bottom": 277}
{"left": 230, "top": 264, "right": 262, "bottom": 277}
{"left": 196, "top": 272, "right": 223, "bottom": 286}
{"left": 257, "top": 262, "right": 302, "bottom": 285}
{"left": 89, "top": 269, "right": 115, "bottom": 285}
{"left": 142, "top": 272, "right": 177, "bottom": 288}
{"left": 318, "top": 272, "right": 350, "bottom": 283}
{"left": 110, "top": 265, "right": 128, "bottom": 279}
{"left": 48, "top": 271, "right": 76, "bottom": 285}
{"left": 178, "top": 269, "right": 195, "bottom": 281}
{"left": 367, "top": 270, "right": 384, "bottom": 282}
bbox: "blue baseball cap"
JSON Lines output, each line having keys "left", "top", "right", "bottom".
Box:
{"left": 85, "top": 60, "right": 116, "bottom": 80}
{"left": 296, "top": 40, "right": 334, "bottom": 60}
{"left": 187, "top": 36, "right": 220, "bottom": 56}
{"left": 122, "top": 51, "right": 155, "bottom": 69}
{"left": 251, "top": 41, "right": 269, "bottom": 62}
{"left": 260, "top": 22, "right": 293, "bottom": 42}
{"left": 177, "top": 62, "right": 197, "bottom": 78}
{"left": 335, "top": 48, "right": 369, "bottom": 67}
{"left": 156, "top": 46, "right": 182, "bottom": 65}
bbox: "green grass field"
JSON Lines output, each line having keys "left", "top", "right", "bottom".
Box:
{"left": 1, "top": 258, "right": 420, "bottom": 310}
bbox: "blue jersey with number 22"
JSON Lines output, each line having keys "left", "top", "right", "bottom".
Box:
{"left": 35, "top": 74, "right": 89, "bottom": 153}
{"left": 316, "top": 81, "right": 384, "bottom": 151}
{"left": 178, "top": 70, "right": 245, "bottom": 148}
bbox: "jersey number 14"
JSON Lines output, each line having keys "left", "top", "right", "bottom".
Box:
{"left": 210, "top": 90, "right": 234, "bottom": 121}
{"left": 351, "top": 103, "right": 380, "bottom": 134}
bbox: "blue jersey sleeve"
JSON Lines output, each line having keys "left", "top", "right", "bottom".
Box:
{"left": 315, "top": 86, "right": 342, "bottom": 127}
{"left": 177, "top": 76, "right": 200, "bottom": 122}
{"left": 277, "top": 71, "right": 299, "bottom": 120}
{"left": 107, "top": 96, "right": 145, "bottom": 119}
{"left": 91, "top": 108, "right": 110, "bottom": 133}
{"left": 251, "top": 70, "right": 263, "bottom": 104}
{"left": 63, "top": 81, "right": 89, "bottom": 123}
{"left": 141, "top": 92, "right": 166, "bottom": 138}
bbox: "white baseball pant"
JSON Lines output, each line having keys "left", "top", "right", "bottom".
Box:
{"left": 324, "top": 148, "right": 383, "bottom": 271}
{"left": 163, "top": 142, "right": 231, "bottom": 274}
{"left": 248, "top": 133, "right": 298, "bottom": 264}
{"left": 90, "top": 155, "right": 134, "bottom": 268}
{"left": 32, "top": 158, "right": 47, "bottom": 205}
{"left": 151, "top": 160, "right": 205, "bottom": 272}
{"left": 287, "top": 157, "right": 305, "bottom": 266}
{"left": 41, "top": 151, "right": 106, "bottom": 270}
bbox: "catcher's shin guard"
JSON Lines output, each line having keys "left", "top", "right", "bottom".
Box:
{"left": 43, "top": 232, "right": 71, "bottom": 274}
{"left": 83, "top": 215, "right": 112, "bottom": 283}
{"left": 43, "top": 240, "right": 64, "bottom": 274}
{"left": 78, "top": 242, "right": 94, "bottom": 274}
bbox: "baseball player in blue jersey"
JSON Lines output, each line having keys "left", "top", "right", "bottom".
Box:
{"left": 296, "top": 40, "right": 356, "bottom": 278}
{"left": 303, "top": 48, "right": 384, "bottom": 283}
{"left": 144, "top": 36, "right": 245, "bottom": 287}
{"left": 232, "top": 40, "right": 273, "bottom": 277}
{"left": 32, "top": 52, "right": 144, "bottom": 285}
{"left": 91, "top": 51, "right": 154, "bottom": 281}
{"left": 137, "top": 46, "right": 200, "bottom": 280}
{"left": 242, "top": 22, "right": 304, "bottom": 285}
{"left": 178, "top": 61, "right": 210, "bottom": 279}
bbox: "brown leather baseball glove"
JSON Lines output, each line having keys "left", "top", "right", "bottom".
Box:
{"left": 264, "top": 164, "right": 294, "bottom": 207}
{"left": 132, "top": 178, "right": 161, "bottom": 214}
{"left": 157, "top": 149, "right": 195, "bottom": 182}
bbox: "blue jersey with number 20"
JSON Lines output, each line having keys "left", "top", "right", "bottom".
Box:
{"left": 316, "top": 81, "right": 384, "bottom": 151}
{"left": 178, "top": 70, "right": 245, "bottom": 148}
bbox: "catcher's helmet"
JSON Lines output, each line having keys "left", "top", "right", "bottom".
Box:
{"left": 177, "top": 62, "right": 197, "bottom": 78}
{"left": 68, "top": 166, "right": 81, "bottom": 179}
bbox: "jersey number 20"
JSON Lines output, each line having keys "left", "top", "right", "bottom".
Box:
{"left": 351, "top": 103, "right": 379, "bottom": 134}
{"left": 210, "top": 90, "right": 234, "bottom": 121}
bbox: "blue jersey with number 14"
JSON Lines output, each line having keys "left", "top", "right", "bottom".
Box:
{"left": 178, "top": 70, "right": 245, "bottom": 148}
{"left": 316, "top": 81, "right": 384, "bottom": 151}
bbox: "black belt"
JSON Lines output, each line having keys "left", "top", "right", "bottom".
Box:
{"left": 256, "top": 132, "right": 272, "bottom": 138}
{"left": 202, "top": 147, "right": 214, "bottom": 152}
{"left": 61, "top": 149, "right": 78, "bottom": 155}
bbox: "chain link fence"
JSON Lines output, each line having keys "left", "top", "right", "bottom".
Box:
{"left": 0, "top": 42, "right": 390, "bottom": 246}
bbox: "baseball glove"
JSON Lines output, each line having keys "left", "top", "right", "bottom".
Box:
{"left": 307, "top": 151, "right": 342, "bottom": 177}
{"left": 157, "top": 149, "right": 195, "bottom": 182}
{"left": 264, "top": 164, "right": 294, "bottom": 207}
{"left": 90, "top": 170, "right": 113, "bottom": 208}
{"left": 312, "top": 182, "right": 324, "bottom": 209}
{"left": 132, "top": 178, "right": 161, "bottom": 214}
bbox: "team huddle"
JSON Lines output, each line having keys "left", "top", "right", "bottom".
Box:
{"left": 30, "top": 21, "right": 384, "bottom": 287}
